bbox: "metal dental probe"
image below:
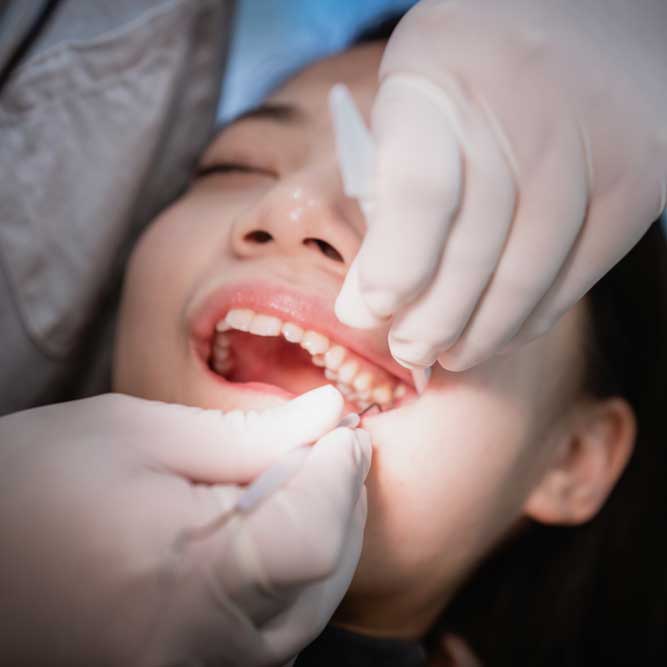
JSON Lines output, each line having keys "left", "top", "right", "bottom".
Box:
{"left": 357, "top": 402, "right": 382, "bottom": 418}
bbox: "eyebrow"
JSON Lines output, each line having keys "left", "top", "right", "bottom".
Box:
{"left": 232, "top": 102, "right": 306, "bottom": 126}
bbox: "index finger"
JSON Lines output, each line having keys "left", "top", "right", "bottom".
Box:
{"left": 358, "top": 74, "right": 463, "bottom": 317}
{"left": 239, "top": 427, "right": 371, "bottom": 587}
{"left": 129, "top": 385, "right": 344, "bottom": 484}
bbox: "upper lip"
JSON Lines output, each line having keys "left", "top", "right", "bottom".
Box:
{"left": 187, "top": 276, "right": 414, "bottom": 387}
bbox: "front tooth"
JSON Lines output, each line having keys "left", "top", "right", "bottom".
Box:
{"left": 352, "top": 372, "right": 372, "bottom": 392}
{"left": 357, "top": 388, "right": 372, "bottom": 401}
{"left": 312, "top": 354, "right": 326, "bottom": 367}
{"left": 282, "top": 322, "right": 304, "bottom": 343}
{"left": 393, "top": 383, "right": 407, "bottom": 399}
{"left": 338, "top": 360, "right": 359, "bottom": 384}
{"left": 301, "top": 330, "right": 329, "bottom": 355}
{"left": 372, "top": 384, "right": 392, "bottom": 405}
{"left": 324, "top": 345, "right": 346, "bottom": 370}
{"left": 225, "top": 308, "right": 254, "bottom": 332}
{"left": 249, "top": 314, "right": 282, "bottom": 336}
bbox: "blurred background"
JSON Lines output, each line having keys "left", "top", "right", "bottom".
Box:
{"left": 218, "top": 0, "right": 416, "bottom": 123}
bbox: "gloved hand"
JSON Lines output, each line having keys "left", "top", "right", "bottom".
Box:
{"left": 0, "top": 385, "right": 371, "bottom": 667}
{"left": 336, "top": 0, "right": 667, "bottom": 372}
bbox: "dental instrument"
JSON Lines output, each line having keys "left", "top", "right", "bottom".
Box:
{"left": 183, "top": 413, "right": 365, "bottom": 543}
{"left": 329, "top": 83, "right": 431, "bottom": 395}
{"left": 234, "top": 411, "right": 361, "bottom": 513}
{"left": 412, "top": 366, "right": 431, "bottom": 395}
{"left": 357, "top": 402, "right": 382, "bottom": 418}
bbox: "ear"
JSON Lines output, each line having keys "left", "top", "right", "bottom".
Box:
{"left": 523, "top": 397, "right": 636, "bottom": 525}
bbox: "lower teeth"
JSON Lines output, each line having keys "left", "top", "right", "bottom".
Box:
{"left": 337, "top": 383, "right": 353, "bottom": 396}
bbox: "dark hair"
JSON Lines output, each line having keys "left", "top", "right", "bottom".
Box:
{"left": 426, "top": 220, "right": 667, "bottom": 665}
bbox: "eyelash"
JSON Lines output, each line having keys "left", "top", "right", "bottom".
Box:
{"left": 195, "top": 162, "right": 276, "bottom": 179}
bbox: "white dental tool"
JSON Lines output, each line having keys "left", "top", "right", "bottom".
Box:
{"left": 411, "top": 366, "right": 431, "bottom": 395}
{"left": 329, "top": 83, "right": 432, "bottom": 395}
{"left": 182, "top": 414, "right": 366, "bottom": 543}
{"left": 234, "top": 412, "right": 361, "bottom": 513}
{"left": 184, "top": 412, "right": 363, "bottom": 542}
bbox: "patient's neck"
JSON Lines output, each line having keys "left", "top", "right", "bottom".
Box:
{"left": 332, "top": 585, "right": 452, "bottom": 641}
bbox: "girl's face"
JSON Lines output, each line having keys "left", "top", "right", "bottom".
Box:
{"left": 114, "top": 43, "right": 589, "bottom": 637}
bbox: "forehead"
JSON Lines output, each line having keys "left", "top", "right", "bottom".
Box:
{"left": 268, "top": 41, "right": 385, "bottom": 122}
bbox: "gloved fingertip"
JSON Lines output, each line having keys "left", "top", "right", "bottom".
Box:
{"left": 338, "top": 412, "right": 361, "bottom": 428}
{"left": 335, "top": 259, "right": 387, "bottom": 329}
{"left": 290, "top": 384, "right": 343, "bottom": 408}
{"left": 281, "top": 385, "right": 345, "bottom": 438}
{"left": 363, "top": 289, "right": 400, "bottom": 319}
{"left": 437, "top": 347, "right": 480, "bottom": 373}
{"left": 335, "top": 286, "right": 386, "bottom": 329}
{"left": 389, "top": 338, "right": 438, "bottom": 370}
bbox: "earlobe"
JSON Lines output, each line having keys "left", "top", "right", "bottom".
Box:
{"left": 523, "top": 398, "right": 636, "bottom": 526}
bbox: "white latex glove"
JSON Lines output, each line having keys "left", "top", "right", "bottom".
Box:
{"left": 336, "top": 0, "right": 667, "bottom": 372}
{"left": 0, "top": 386, "right": 371, "bottom": 667}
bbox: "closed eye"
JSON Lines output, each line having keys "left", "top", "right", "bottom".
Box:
{"left": 195, "top": 162, "right": 277, "bottom": 179}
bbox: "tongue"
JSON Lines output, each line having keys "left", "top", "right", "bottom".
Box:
{"left": 227, "top": 332, "right": 329, "bottom": 396}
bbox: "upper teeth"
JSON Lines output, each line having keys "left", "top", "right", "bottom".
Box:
{"left": 300, "top": 330, "right": 329, "bottom": 355}
{"left": 211, "top": 308, "right": 408, "bottom": 409}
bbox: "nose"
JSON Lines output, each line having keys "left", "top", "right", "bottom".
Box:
{"left": 230, "top": 172, "right": 361, "bottom": 273}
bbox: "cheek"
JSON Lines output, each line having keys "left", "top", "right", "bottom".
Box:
{"left": 113, "top": 199, "right": 231, "bottom": 397}
{"left": 352, "top": 387, "right": 539, "bottom": 593}
{"left": 131, "top": 196, "right": 232, "bottom": 279}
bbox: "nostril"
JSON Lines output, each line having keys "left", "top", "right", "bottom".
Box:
{"left": 244, "top": 230, "right": 273, "bottom": 244}
{"left": 303, "top": 238, "right": 344, "bottom": 263}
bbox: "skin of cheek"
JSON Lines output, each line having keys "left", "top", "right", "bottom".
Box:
{"left": 348, "top": 387, "right": 535, "bottom": 601}
{"left": 114, "top": 189, "right": 240, "bottom": 404}
{"left": 339, "top": 323, "right": 581, "bottom": 630}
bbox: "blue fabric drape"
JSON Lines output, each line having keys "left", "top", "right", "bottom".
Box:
{"left": 217, "top": 0, "right": 416, "bottom": 123}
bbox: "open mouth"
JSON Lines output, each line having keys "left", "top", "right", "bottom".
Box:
{"left": 208, "top": 308, "right": 410, "bottom": 411}
{"left": 189, "top": 283, "right": 415, "bottom": 412}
